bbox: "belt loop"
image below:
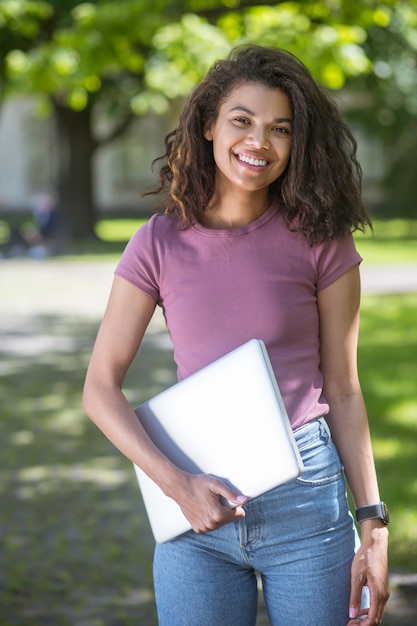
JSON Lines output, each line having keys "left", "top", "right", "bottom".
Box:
{"left": 319, "top": 417, "right": 332, "bottom": 441}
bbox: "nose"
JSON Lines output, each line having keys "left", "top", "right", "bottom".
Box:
{"left": 247, "top": 125, "right": 270, "bottom": 149}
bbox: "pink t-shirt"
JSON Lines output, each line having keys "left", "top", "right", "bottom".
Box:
{"left": 115, "top": 201, "right": 361, "bottom": 429}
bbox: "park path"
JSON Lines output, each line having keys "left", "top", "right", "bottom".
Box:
{"left": 1, "top": 258, "right": 417, "bottom": 625}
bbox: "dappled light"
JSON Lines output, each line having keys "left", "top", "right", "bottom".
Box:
{"left": 14, "top": 457, "right": 131, "bottom": 499}
{"left": 0, "top": 302, "right": 173, "bottom": 623}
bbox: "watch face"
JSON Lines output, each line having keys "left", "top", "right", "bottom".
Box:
{"left": 382, "top": 502, "right": 390, "bottom": 525}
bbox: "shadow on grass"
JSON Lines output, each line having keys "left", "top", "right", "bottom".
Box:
{"left": 0, "top": 314, "right": 176, "bottom": 626}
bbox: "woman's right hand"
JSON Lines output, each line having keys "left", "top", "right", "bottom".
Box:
{"left": 173, "top": 472, "right": 248, "bottom": 533}
{"left": 83, "top": 277, "right": 248, "bottom": 535}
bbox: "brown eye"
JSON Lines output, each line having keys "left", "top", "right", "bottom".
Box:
{"left": 234, "top": 117, "right": 250, "bottom": 125}
{"left": 272, "top": 126, "right": 290, "bottom": 134}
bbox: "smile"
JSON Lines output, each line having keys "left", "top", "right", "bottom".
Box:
{"left": 237, "top": 154, "right": 268, "bottom": 167}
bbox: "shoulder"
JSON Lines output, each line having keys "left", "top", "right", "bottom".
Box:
{"left": 127, "top": 213, "right": 184, "bottom": 248}
{"left": 314, "top": 234, "right": 362, "bottom": 291}
{"left": 138, "top": 212, "right": 180, "bottom": 235}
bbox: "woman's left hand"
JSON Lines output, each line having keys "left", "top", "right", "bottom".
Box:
{"left": 347, "top": 523, "right": 390, "bottom": 625}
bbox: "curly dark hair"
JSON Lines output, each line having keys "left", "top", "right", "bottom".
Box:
{"left": 147, "top": 45, "right": 372, "bottom": 244}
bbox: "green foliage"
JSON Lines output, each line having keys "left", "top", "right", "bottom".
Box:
{"left": 147, "top": 1, "right": 381, "bottom": 94}
{"left": 219, "top": 2, "right": 372, "bottom": 88}
{"left": 147, "top": 14, "right": 231, "bottom": 99}
{"left": 3, "top": 0, "right": 415, "bottom": 108}
{"left": 2, "top": 0, "right": 174, "bottom": 112}
{"left": 0, "top": 1, "right": 52, "bottom": 42}
{"left": 0, "top": 0, "right": 52, "bottom": 102}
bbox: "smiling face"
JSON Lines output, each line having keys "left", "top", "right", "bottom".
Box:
{"left": 204, "top": 82, "right": 293, "bottom": 202}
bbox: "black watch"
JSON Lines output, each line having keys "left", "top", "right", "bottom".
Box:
{"left": 355, "top": 501, "right": 390, "bottom": 526}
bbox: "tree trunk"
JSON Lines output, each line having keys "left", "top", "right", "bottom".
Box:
{"left": 53, "top": 102, "right": 97, "bottom": 240}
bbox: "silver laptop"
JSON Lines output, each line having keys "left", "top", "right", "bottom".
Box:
{"left": 133, "top": 339, "right": 304, "bottom": 543}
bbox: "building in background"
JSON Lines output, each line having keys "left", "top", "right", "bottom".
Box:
{"left": 0, "top": 96, "right": 174, "bottom": 216}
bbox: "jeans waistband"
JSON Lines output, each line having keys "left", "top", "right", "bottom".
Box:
{"left": 293, "top": 417, "right": 331, "bottom": 448}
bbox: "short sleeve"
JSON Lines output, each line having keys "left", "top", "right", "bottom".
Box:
{"left": 315, "top": 234, "right": 362, "bottom": 291}
{"left": 114, "top": 214, "right": 160, "bottom": 302}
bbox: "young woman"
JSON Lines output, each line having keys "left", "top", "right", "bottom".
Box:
{"left": 83, "top": 46, "right": 389, "bottom": 625}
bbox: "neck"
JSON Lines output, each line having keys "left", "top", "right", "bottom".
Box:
{"left": 202, "top": 190, "right": 270, "bottom": 229}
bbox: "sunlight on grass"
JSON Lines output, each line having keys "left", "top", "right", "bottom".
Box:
{"left": 16, "top": 457, "right": 130, "bottom": 495}
{"left": 355, "top": 238, "right": 417, "bottom": 263}
{"left": 367, "top": 219, "right": 417, "bottom": 238}
{"left": 95, "top": 218, "right": 147, "bottom": 242}
{"left": 10, "top": 430, "right": 36, "bottom": 446}
{"left": 390, "top": 508, "right": 417, "bottom": 566}
{"left": 372, "top": 437, "right": 402, "bottom": 460}
{"left": 359, "top": 293, "right": 417, "bottom": 570}
{"left": 354, "top": 218, "right": 417, "bottom": 263}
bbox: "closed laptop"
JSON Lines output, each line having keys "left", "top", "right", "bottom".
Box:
{"left": 133, "top": 339, "right": 304, "bottom": 543}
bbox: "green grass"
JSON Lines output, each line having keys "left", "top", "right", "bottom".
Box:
{"left": 95, "top": 218, "right": 147, "bottom": 243}
{"left": 359, "top": 293, "right": 417, "bottom": 570}
{"left": 0, "top": 315, "right": 163, "bottom": 625}
{"left": 354, "top": 219, "right": 417, "bottom": 264}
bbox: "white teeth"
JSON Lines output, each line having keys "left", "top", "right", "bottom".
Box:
{"left": 238, "top": 154, "right": 268, "bottom": 167}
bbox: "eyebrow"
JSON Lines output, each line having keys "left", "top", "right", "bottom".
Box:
{"left": 229, "top": 105, "right": 292, "bottom": 125}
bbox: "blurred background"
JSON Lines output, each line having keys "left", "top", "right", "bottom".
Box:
{"left": 0, "top": 1, "right": 416, "bottom": 624}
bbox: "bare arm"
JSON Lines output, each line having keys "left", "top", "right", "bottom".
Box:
{"left": 317, "top": 265, "right": 389, "bottom": 626}
{"left": 83, "top": 276, "right": 247, "bottom": 533}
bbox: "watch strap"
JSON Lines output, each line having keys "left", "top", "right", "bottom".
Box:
{"left": 355, "top": 502, "right": 390, "bottom": 525}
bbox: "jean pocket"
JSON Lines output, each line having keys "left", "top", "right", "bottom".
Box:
{"left": 296, "top": 431, "right": 343, "bottom": 487}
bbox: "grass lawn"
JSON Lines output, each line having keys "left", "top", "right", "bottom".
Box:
{"left": 359, "top": 293, "right": 417, "bottom": 569}
{"left": 354, "top": 219, "right": 417, "bottom": 264}
{"left": 1, "top": 314, "right": 162, "bottom": 625}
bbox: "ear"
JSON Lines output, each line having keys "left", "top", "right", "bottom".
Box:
{"left": 204, "top": 125, "right": 213, "bottom": 141}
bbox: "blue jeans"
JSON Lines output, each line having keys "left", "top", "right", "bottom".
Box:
{"left": 153, "top": 418, "right": 359, "bottom": 625}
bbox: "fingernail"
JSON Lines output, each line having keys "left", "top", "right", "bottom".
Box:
{"left": 236, "top": 495, "right": 247, "bottom": 503}
{"left": 349, "top": 608, "right": 358, "bottom": 618}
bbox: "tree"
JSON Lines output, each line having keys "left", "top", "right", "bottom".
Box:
{"left": 2, "top": 0, "right": 240, "bottom": 238}
{"left": 0, "top": 1, "right": 52, "bottom": 103}
{"left": 2, "top": 0, "right": 176, "bottom": 238}
{"left": 343, "top": 1, "right": 417, "bottom": 218}
{"left": 1, "top": 0, "right": 416, "bottom": 240}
